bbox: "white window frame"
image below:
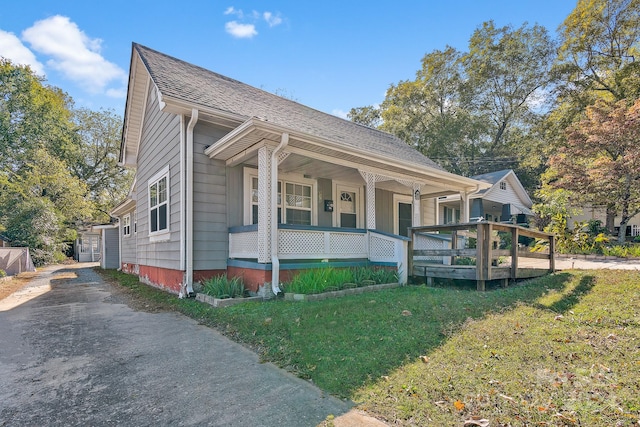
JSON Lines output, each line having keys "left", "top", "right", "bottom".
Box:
{"left": 500, "top": 181, "right": 507, "bottom": 190}
{"left": 122, "top": 214, "right": 131, "bottom": 237}
{"left": 243, "top": 168, "right": 316, "bottom": 226}
{"left": 148, "top": 165, "right": 170, "bottom": 241}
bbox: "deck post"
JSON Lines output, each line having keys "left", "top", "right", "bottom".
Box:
{"left": 549, "top": 234, "right": 555, "bottom": 273}
{"left": 450, "top": 230, "right": 458, "bottom": 266}
{"left": 476, "top": 223, "right": 485, "bottom": 291}
{"left": 407, "top": 228, "right": 414, "bottom": 283}
{"left": 511, "top": 227, "right": 519, "bottom": 282}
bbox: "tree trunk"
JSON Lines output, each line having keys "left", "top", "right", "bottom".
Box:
{"left": 606, "top": 205, "right": 616, "bottom": 235}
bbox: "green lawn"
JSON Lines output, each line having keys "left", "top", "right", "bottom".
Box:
{"left": 98, "top": 269, "right": 640, "bottom": 426}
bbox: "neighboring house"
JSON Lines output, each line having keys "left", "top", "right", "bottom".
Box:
{"left": 75, "top": 230, "right": 101, "bottom": 262}
{"left": 436, "top": 169, "right": 533, "bottom": 225}
{"left": 92, "top": 224, "right": 120, "bottom": 269}
{"left": 113, "top": 43, "right": 488, "bottom": 296}
{"left": 0, "top": 234, "right": 10, "bottom": 248}
{"left": 569, "top": 206, "right": 640, "bottom": 239}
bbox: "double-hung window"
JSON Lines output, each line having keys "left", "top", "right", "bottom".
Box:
{"left": 149, "top": 166, "right": 169, "bottom": 237}
{"left": 245, "top": 169, "right": 313, "bottom": 226}
{"left": 123, "top": 214, "right": 131, "bottom": 237}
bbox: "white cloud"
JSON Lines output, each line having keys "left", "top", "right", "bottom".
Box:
{"left": 263, "top": 12, "right": 282, "bottom": 27}
{"left": 0, "top": 30, "right": 45, "bottom": 75}
{"left": 225, "top": 21, "right": 258, "bottom": 39}
{"left": 223, "top": 7, "right": 283, "bottom": 38}
{"left": 21, "top": 15, "right": 126, "bottom": 96}
{"left": 332, "top": 109, "right": 349, "bottom": 119}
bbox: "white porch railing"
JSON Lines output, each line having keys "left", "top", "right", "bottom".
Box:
{"left": 228, "top": 225, "right": 409, "bottom": 283}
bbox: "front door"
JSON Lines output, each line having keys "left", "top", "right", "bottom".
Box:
{"left": 336, "top": 184, "right": 360, "bottom": 228}
{"left": 394, "top": 194, "right": 413, "bottom": 237}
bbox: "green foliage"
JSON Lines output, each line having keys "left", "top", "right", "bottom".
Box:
{"left": 0, "top": 59, "right": 129, "bottom": 265}
{"left": 202, "top": 275, "right": 246, "bottom": 299}
{"left": 602, "top": 243, "right": 640, "bottom": 258}
{"left": 0, "top": 269, "right": 6, "bottom": 278}
{"left": 283, "top": 266, "right": 399, "bottom": 295}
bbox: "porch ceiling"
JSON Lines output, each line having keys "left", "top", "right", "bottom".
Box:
{"left": 204, "top": 118, "right": 488, "bottom": 195}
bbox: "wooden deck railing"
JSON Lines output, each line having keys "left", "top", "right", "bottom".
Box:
{"left": 408, "top": 222, "right": 555, "bottom": 291}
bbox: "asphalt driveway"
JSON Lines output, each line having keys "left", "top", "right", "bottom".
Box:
{"left": 0, "top": 264, "right": 351, "bottom": 426}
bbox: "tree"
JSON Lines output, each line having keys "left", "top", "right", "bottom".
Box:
{"left": 548, "top": 99, "right": 640, "bottom": 243}
{"left": 347, "top": 106, "right": 381, "bottom": 128}
{"left": 0, "top": 58, "right": 78, "bottom": 172}
{"left": 463, "top": 21, "right": 557, "bottom": 167}
{"left": 557, "top": 0, "right": 640, "bottom": 105}
{"left": 376, "top": 47, "right": 483, "bottom": 175}
{"left": 71, "top": 108, "right": 133, "bottom": 222}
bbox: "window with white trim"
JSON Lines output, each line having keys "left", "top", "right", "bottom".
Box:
{"left": 245, "top": 169, "right": 314, "bottom": 226}
{"left": 149, "top": 167, "right": 169, "bottom": 235}
{"left": 500, "top": 181, "right": 507, "bottom": 190}
{"left": 123, "top": 214, "right": 131, "bottom": 237}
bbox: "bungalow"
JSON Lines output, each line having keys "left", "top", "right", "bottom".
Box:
{"left": 436, "top": 169, "right": 533, "bottom": 225}
{"left": 113, "top": 43, "right": 489, "bottom": 297}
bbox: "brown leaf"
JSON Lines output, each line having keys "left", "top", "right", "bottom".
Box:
{"left": 463, "top": 418, "right": 489, "bottom": 427}
{"left": 454, "top": 400, "right": 465, "bottom": 411}
{"left": 420, "top": 355, "right": 429, "bottom": 363}
{"left": 401, "top": 310, "right": 412, "bottom": 316}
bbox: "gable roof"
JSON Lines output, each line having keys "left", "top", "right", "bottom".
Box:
{"left": 122, "top": 43, "right": 444, "bottom": 172}
{"left": 471, "top": 169, "right": 512, "bottom": 185}
{"left": 473, "top": 169, "right": 532, "bottom": 207}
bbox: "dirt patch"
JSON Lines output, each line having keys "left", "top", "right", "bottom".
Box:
{"left": 0, "top": 272, "right": 39, "bottom": 301}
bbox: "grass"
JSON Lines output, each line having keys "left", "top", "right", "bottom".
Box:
{"left": 96, "top": 268, "right": 640, "bottom": 426}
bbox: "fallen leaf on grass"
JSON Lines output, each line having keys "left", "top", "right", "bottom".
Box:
{"left": 454, "top": 400, "right": 465, "bottom": 411}
{"left": 401, "top": 310, "right": 412, "bottom": 316}
{"left": 420, "top": 355, "right": 429, "bottom": 363}
{"left": 463, "top": 418, "right": 490, "bottom": 427}
{"left": 554, "top": 314, "right": 564, "bottom": 321}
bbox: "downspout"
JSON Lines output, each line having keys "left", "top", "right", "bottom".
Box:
{"left": 270, "top": 133, "right": 289, "bottom": 295}
{"left": 181, "top": 109, "right": 198, "bottom": 298}
{"left": 179, "top": 115, "right": 186, "bottom": 274}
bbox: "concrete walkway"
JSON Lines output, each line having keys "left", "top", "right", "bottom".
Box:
{"left": 0, "top": 264, "right": 352, "bottom": 426}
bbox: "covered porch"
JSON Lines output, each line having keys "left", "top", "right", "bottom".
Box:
{"left": 204, "top": 117, "right": 488, "bottom": 291}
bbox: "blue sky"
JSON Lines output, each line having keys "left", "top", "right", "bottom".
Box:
{"left": 1, "top": 1, "right": 576, "bottom": 118}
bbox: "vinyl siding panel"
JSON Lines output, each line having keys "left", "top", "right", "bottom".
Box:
{"left": 226, "top": 165, "right": 243, "bottom": 228}
{"left": 317, "top": 178, "right": 333, "bottom": 227}
{"left": 120, "top": 207, "right": 137, "bottom": 265}
{"left": 192, "top": 122, "right": 228, "bottom": 270}
{"left": 483, "top": 179, "right": 525, "bottom": 206}
{"left": 135, "top": 84, "right": 182, "bottom": 270}
{"left": 103, "top": 228, "right": 120, "bottom": 269}
{"left": 375, "top": 188, "right": 393, "bottom": 234}
{"left": 421, "top": 198, "right": 436, "bottom": 226}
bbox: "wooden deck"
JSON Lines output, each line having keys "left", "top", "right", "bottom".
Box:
{"left": 408, "top": 222, "right": 555, "bottom": 291}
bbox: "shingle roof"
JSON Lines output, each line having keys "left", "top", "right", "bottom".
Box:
{"left": 471, "top": 169, "right": 512, "bottom": 185}
{"left": 134, "top": 43, "right": 444, "bottom": 171}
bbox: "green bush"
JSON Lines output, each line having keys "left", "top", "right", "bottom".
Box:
{"left": 283, "top": 266, "right": 399, "bottom": 295}
{"left": 602, "top": 244, "right": 640, "bottom": 258}
{"left": 202, "top": 275, "right": 246, "bottom": 299}
{"left": 0, "top": 269, "right": 6, "bottom": 278}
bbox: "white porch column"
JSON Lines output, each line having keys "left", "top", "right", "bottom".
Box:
{"left": 257, "top": 145, "right": 273, "bottom": 263}
{"left": 460, "top": 191, "right": 470, "bottom": 223}
{"left": 413, "top": 183, "right": 422, "bottom": 228}
{"left": 359, "top": 171, "right": 377, "bottom": 229}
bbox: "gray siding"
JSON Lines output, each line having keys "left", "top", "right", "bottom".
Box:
{"left": 103, "top": 228, "right": 120, "bottom": 269}
{"left": 375, "top": 188, "right": 393, "bottom": 234}
{"left": 120, "top": 207, "right": 137, "bottom": 265}
{"left": 226, "top": 165, "right": 244, "bottom": 228}
{"left": 192, "top": 122, "right": 229, "bottom": 270}
{"left": 317, "top": 178, "right": 333, "bottom": 227}
{"left": 135, "top": 84, "right": 182, "bottom": 270}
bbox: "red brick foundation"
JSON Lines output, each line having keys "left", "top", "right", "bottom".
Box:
{"left": 227, "top": 266, "right": 271, "bottom": 292}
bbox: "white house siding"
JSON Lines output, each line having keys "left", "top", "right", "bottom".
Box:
{"left": 421, "top": 198, "right": 435, "bottom": 226}
{"left": 192, "top": 122, "right": 229, "bottom": 271}
{"left": 135, "top": 84, "right": 182, "bottom": 270}
{"left": 120, "top": 207, "right": 137, "bottom": 266}
{"left": 375, "top": 188, "right": 394, "bottom": 234}
{"left": 483, "top": 178, "right": 523, "bottom": 206}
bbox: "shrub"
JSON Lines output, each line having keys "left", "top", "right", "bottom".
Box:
{"left": 0, "top": 269, "right": 6, "bottom": 278}
{"left": 202, "top": 275, "right": 246, "bottom": 299}
{"left": 283, "top": 266, "right": 399, "bottom": 295}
